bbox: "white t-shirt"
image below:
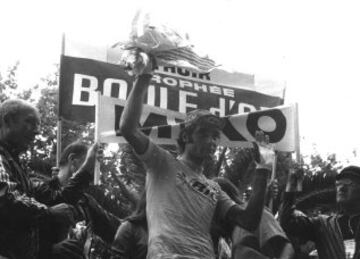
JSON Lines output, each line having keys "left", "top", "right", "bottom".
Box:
{"left": 138, "top": 141, "right": 236, "bottom": 259}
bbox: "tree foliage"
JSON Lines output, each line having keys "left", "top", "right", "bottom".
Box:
{"left": 0, "top": 62, "right": 21, "bottom": 102}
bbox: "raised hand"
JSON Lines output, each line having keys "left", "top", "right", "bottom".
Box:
{"left": 253, "top": 130, "right": 276, "bottom": 171}
{"left": 286, "top": 162, "right": 304, "bottom": 192}
{"left": 268, "top": 179, "right": 279, "bottom": 200}
{"left": 121, "top": 48, "right": 156, "bottom": 76}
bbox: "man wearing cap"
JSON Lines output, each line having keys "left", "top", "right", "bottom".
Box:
{"left": 119, "top": 57, "right": 275, "bottom": 258}
{"left": 280, "top": 165, "right": 360, "bottom": 259}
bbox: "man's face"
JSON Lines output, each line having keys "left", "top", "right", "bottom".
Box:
{"left": 70, "top": 154, "right": 86, "bottom": 175}
{"left": 336, "top": 177, "right": 360, "bottom": 206}
{"left": 5, "top": 109, "right": 40, "bottom": 152}
{"left": 58, "top": 154, "right": 86, "bottom": 185}
{"left": 186, "top": 125, "right": 220, "bottom": 159}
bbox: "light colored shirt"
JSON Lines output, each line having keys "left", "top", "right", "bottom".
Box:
{"left": 138, "top": 141, "right": 235, "bottom": 259}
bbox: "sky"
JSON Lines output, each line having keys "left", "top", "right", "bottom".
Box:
{"left": 1, "top": 0, "right": 360, "bottom": 163}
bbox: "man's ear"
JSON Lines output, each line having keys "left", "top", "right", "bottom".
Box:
{"left": 3, "top": 113, "right": 16, "bottom": 127}
{"left": 67, "top": 153, "right": 76, "bottom": 164}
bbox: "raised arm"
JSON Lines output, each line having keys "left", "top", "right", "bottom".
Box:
{"left": 226, "top": 171, "right": 269, "bottom": 232}
{"left": 31, "top": 143, "right": 101, "bottom": 206}
{"left": 0, "top": 144, "right": 103, "bottom": 232}
{"left": 225, "top": 131, "right": 274, "bottom": 232}
{"left": 119, "top": 53, "right": 154, "bottom": 155}
{"left": 279, "top": 167, "right": 317, "bottom": 241}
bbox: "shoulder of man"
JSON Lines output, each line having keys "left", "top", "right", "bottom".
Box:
{"left": 0, "top": 151, "right": 18, "bottom": 192}
{"left": 0, "top": 149, "right": 11, "bottom": 170}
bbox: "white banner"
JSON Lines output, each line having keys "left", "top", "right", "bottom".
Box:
{"left": 97, "top": 95, "right": 298, "bottom": 152}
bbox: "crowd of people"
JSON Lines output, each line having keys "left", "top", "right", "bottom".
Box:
{"left": 1, "top": 61, "right": 360, "bottom": 259}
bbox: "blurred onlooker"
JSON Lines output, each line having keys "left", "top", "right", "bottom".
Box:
{"left": 50, "top": 141, "right": 123, "bottom": 259}
{"left": 213, "top": 177, "right": 294, "bottom": 259}
{"left": 111, "top": 191, "right": 148, "bottom": 259}
{"left": 280, "top": 165, "right": 360, "bottom": 259}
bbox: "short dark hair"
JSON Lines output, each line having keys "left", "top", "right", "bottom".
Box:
{"left": 0, "top": 99, "right": 38, "bottom": 128}
{"left": 336, "top": 165, "right": 360, "bottom": 183}
{"left": 59, "top": 142, "right": 88, "bottom": 167}
{"left": 177, "top": 109, "right": 224, "bottom": 154}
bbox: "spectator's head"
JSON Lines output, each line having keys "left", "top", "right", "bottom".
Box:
{"left": 0, "top": 99, "right": 40, "bottom": 154}
{"left": 335, "top": 166, "right": 360, "bottom": 212}
{"left": 177, "top": 110, "right": 224, "bottom": 159}
{"left": 58, "top": 141, "right": 88, "bottom": 185}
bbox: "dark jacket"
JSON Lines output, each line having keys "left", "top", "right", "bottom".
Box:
{"left": 79, "top": 193, "right": 121, "bottom": 243}
{"left": 279, "top": 192, "right": 360, "bottom": 259}
{"left": 112, "top": 220, "right": 148, "bottom": 259}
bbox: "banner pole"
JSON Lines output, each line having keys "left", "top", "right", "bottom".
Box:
{"left": 282, "top": 81, "right": 287, "bottom": 104}
{"left": 294, "top": 102, "right": 302, "bottom": 192}
{"left": 93, "top": 91, "right": 101, "bottom": 185}
{"left": 271, "top": 153, "right": 277, "bottom": 181}
{"left": 268, "top": 153, "right": 277, "bottom": 211}
{"left": 56, "top": 121, "right": 62, "bottom": 168}
{"left": 294, "top": 102, "right": 301, "bottom": 162}
{"left": 56, "top": 33, "right": 66, "bottom": 167}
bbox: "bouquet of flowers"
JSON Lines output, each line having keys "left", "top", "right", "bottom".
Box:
{"left": 114, "top": 9, "right": 218, "bottom": 76}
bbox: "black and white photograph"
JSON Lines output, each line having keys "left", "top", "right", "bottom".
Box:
{"left": 1, "top": 0, "right": 359, "bottom": 258}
